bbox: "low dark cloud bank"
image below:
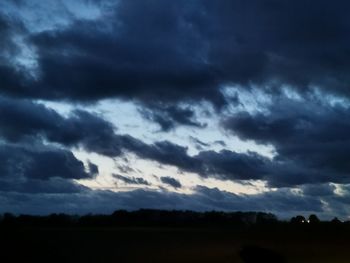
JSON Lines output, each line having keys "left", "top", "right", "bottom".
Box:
{"left": 0, "top": 143, "right": 95, "bottom": 180}
{"left": 0, "top": 186, "right": 325, "bottom": 218}
{"left": 0, "top": 142, "right": 95, "bottom": 197}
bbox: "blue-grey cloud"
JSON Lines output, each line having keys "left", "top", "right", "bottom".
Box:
{"left": 301, "top": 184, "right": 336, "bottom": 197}
{"left": 0, "top": 177, "right": 88, "bottom": 194}
{"left": 1, "top": 0, "right": 350, "bottom": 105}
{"left": 0, "top": 186, "right": 327, "bottom": 218}
{"left": 0, "top": 143, "right": 96, "bottom": 180}
{"left": 160, "top": 177, "right": 182, "bottom": 189}
{"left": 113, "top": 174, "right": 150, "bottom": 186}
{"left": 223, "top": 96, "right": 350, "bottom": 186}
{"left": 0, "top": 97, "right": 123, "bottom": 156}
{"left": 139, "top": 104, "right": 205, "bottom": 131}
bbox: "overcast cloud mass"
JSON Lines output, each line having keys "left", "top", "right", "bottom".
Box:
{"left": 0, "top": 0, "right": 350, "bottom": 219}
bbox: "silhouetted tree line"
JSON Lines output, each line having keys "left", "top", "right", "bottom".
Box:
{"left": 0, "top": 210, "right": 347, "bottom": 228}
{"left": 0, "top": 210, "right": 278, "bottom": 228}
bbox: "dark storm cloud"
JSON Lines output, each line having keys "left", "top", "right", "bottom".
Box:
{"left": 0, "top": 98, "right": 101, "bottom": 196}
{"left": 0, "top": 97, "right": 122, "bottom": 156}
{"left": 195, "top": 150, "right": 267, "bottom": 180}
{"left": 0, "top": 143, "right": 95, "bottom": 180}
{"left": 301, "top": 184, "right": 336, "bottom": 197}
{"left": 124, "top": 140, "right": 200, "bottom": 171}
{"left": 0, "top": 177, "right": 88, "bottom": 194}
{"left": 0, "top": 15, "right": 15, "bottom": 56}
{"left": 139, "top": 104, "right": 205, "bottom": 131}
{"left": 0, "top": 12, "right": 26, "bottom": 61}
{"left": 0, "top": 13, "right": 31, "bottom": 94}
{"left": 1, "top": 0, "right": 349, "bottom": 106}
{"left": 160, "top": 177, "right": 182, "bottom": 189}
{"left": 88, "top": 162, "right": 99, "bottom": 176}
{"left": 0, "top": 97, "right": 69, "bottom": 142}
{"left": 23, "top": 2, "right": 222, "bottom": 105}
{"left": 113, "top": 174, "right": 150, "bottom": 186}
{"left": 223, "top": 96, "right": 350, "bottom": 186}
{"left": 0, "top": 140, "right": 95, "bottom": 195}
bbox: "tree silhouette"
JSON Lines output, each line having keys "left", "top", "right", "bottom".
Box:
{"left": 290, "top": 215, "right": 306, "bottom": 224}
{"left": 331, "top": 217, "right": 342, "bottom": 224}
{"left": 308, "top": 214, "right": 320, "bottom": 224}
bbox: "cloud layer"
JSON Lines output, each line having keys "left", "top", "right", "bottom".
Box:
{"left": 0, "top": 0, "right": 349, "bottom": 218}
{"left": 1, "top": 0, "right": 350, "bottom": 104}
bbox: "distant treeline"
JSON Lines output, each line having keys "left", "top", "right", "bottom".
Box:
{"left": 0, "top": 209, "right": 346, "bottom": 228}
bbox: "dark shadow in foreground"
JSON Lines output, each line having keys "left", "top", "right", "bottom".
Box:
{"left": 240, "top": 245, "right": 286, "bottom": 263}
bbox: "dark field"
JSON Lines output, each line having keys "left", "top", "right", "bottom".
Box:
{"left": 1, "top": 226, "right": 349, "bottom": 263}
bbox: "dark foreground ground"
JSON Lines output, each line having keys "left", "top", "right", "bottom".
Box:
{"left": 0, "top": 225, "right": 349, "bottom": 263}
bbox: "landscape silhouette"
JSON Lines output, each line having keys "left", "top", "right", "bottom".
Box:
{"left": 0, "top": 210, "right": 349, "bottom": 262}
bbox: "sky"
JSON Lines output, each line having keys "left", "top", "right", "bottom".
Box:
{"left": 0, "top": 0, "right": 350, "bottom": 219}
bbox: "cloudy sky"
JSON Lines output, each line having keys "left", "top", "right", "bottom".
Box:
{"left": 1, "top": 0, "right": 350, "bottom": 219}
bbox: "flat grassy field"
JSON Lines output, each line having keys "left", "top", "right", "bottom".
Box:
{"left": 0, "top": 226, "right": 349, "bottom": 262}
